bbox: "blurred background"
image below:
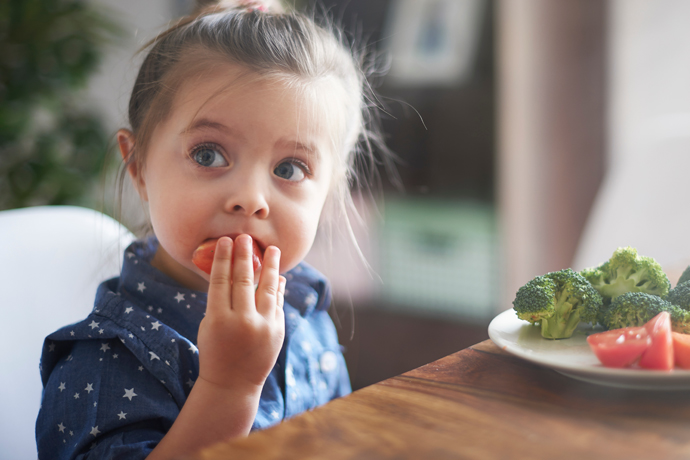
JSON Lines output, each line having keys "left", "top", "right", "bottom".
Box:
{"left": 3, "top": 0, "right": 690, "bottom": 393}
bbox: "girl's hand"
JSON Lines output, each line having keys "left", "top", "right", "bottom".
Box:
{"left": 197, "top": 235, "right": 286, "bottom": 391}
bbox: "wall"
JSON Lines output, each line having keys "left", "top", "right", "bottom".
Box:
{"left": 573, "top": 0, "right": 690, "bottom": 284}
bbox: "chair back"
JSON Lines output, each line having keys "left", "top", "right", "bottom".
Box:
{"left": 0, "top": 206, "right": 134, "bottom": 459}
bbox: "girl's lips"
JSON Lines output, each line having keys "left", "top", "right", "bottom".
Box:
{"left": 222, "top": 234, "right": 265, "bottom": 258}
{"left": 191, "top": 236, "right": 263, "bottom": 275}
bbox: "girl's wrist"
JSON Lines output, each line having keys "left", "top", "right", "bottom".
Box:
{"left": 195, "top": 374, "right": 265, "bottom": 399}
{"left": 147, "top": 371, "right": 263, "bottom": 458}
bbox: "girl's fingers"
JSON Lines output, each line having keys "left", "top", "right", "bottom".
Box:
{"left": 231, "top": 234, "right": 257, "bottom": 314}
{"left": 206, "top": 236, "right": 233, "bottom": 317}
{"left": 277, "top": 276, "right": 286, "bottom": 308}
{"left": 256, "top": 246, "right": 281, "bottom": 317}
{"left": 274, "top": 276, "right": 286, "bottom": 322}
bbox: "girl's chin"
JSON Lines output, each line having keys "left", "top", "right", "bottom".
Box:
{"left": 150, "top": 248, "right": 208, "bottom": 292}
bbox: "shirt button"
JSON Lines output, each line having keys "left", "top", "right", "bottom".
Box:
{"left": 319, "top": 351, "right": 338, "bottom": 373}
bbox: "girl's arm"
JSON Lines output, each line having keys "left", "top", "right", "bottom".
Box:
{"left": 146, "top": 236, "right": 285, "bottom": 459}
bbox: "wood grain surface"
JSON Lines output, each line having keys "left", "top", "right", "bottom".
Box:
{"left": 193, "top": 340, "right": 690, "bottom": 460}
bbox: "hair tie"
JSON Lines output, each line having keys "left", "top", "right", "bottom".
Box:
{"left": 238, "top": 1, "right": 267, "bottom": 12}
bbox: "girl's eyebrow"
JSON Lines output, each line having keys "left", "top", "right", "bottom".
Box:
{"left": 276, "top": 139, "right": 318, "bottom": 157}
{"left": 183, "top": 118, "right": 318, "bottom": 156}
{"left": 181, "top": 118, "right": 246, "bottom": 140}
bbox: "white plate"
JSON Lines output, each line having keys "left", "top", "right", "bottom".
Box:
{"left": 488, "top": 309, "right": 690, "bottom": 390}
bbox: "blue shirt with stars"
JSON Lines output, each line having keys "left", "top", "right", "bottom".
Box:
{"left": 36, "top": 237, "right": 351, "bottom": 459}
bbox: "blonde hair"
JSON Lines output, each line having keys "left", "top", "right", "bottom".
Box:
{"left": 119, "top": 0, "right": 393, "bottom": 259}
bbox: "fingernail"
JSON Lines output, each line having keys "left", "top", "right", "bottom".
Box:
{"left": 268, "top": 246, "right": 280, "bottom": 263}
{"left": 238, "top": 234, "right": 251, "bottom": 250}
{"left": 219, "top": 236, "right": 231, "bottom": 249}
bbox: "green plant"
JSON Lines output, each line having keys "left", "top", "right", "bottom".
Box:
{"left": 0, "top": 0, "right": 123, "bottom": 210}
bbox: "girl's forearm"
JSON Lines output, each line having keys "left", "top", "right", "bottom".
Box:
{"left": 145, "top": 377, "right": 263, "bottom": 459}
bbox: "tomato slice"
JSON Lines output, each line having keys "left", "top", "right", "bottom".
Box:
{"left": 587, "top": 327, "right": 651, "bottom": 368}
{"left": 672, "top": 332, "right": 690, "bottom": 370}
{"left": 639, "top": 311, "right": 674, "bottom": 371}
{"left": 192, "top": 237, "right": 263, "bottom": 276}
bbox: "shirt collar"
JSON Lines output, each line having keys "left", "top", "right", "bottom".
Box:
{"left": 115, "top": 237, "right": 330, "bottom": 342}
{"left": 117, "top": 236, "right": 207, "bottom": 343}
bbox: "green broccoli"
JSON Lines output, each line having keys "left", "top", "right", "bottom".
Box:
{"left": 513, "top": 268, "right": 603, "bottom": 339}
{"left": 603, "top": 291, "right": 690, "bottom": 334}
{"left": 678, "top": 266, "right": 690, "bottom": 287}
{"left": 604, "top": 292, "right": 669, "bottom": 329}
{"left": 579, "top": 247, "right": 670, "bottom": 305}
{"left": 669, "top": 308, "right": 690, "bottom": 334}
{"left": 666, "top": 281, "right": 690, "bottom": 311}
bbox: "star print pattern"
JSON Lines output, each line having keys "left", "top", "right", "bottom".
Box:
{"left": 36, "top": 237, "right": 350, "bottom": 459}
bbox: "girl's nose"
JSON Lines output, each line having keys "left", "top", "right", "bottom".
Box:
{"left": 223, "top": 177, "right": 270, "bottom": 219}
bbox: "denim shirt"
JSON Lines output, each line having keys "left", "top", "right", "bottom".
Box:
{"left": 36, "top": 238, "right": 351, "bottom": 459}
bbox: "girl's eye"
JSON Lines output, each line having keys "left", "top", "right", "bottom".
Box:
{"left": 192, "top": 145, "right": 228, "bottom": 168}
{"left": 274, "top": 160, "right": 307, "bottom": 182}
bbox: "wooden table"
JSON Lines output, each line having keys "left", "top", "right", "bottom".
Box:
{"left": 194, "top": 340, "right": 690, "bottom": 460}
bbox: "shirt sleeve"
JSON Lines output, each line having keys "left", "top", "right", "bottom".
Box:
{"left": 36, "top": 337, "right": 179, "bottom": 460}
{"left": 333, "top": 344, "right": 352, "bottom": 399}
{"left": 313, "top": 309, "right": 352, "bottom": 400}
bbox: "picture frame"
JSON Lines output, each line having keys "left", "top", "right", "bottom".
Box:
{"left": 383, "top": 0, "right": 486, "bottom": 87}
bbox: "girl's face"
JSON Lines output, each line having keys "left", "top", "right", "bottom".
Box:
{"left": 120, "top": 64, "right": 335, "bottom": 291}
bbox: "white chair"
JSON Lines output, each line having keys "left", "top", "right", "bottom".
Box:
{"left": 0, "top": 206, "right": 135, "bottom": 460}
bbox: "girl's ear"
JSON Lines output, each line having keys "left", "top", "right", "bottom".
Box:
{"left": 116, "top": 129, "right": 148, "bottom": 201}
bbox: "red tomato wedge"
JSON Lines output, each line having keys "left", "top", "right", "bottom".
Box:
{"left": 672, "top": 332, "right": 690, "bottom": 370}
{"left": 639, "top": 311, "right": 674, "bottom": 371}
{"left": 587, "top": 327, "right": 651, "bottom": 368}
{"left": 192, "top": 237, "right": 263, "bottom": 276}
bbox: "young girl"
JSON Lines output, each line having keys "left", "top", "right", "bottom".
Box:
{"left": 36, "top": 1, "right": 386, "bottom": 458}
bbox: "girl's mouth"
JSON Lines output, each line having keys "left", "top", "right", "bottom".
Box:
{"left": 191, "top": 236, "right": 263, "bottom": 275}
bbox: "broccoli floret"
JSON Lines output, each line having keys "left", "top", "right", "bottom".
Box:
{"left": 603, "top": 291, "right": 690, "bottom": 333}
{"left": 667, "top": 281, "right": 690, "bottom": 311}
{"left": 604, "top": 292, "right": 669, "bottom": 329}
{"left": 513, "top": 268, "right": 603, "bottom": 339}
{"left": 679, "top": 266, "right": 690, "bottom": 286}
{"left": 580, "top": 247, "right": 670, "bottom": 305}
{"left": 669, "top": 307, "right": 690, "bottom": 334}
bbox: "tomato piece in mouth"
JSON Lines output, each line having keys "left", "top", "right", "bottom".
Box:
{"left": 192, "top": 237, "right": 263, "bottom": 275}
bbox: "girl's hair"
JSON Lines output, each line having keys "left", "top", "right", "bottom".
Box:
{"left": 118, "top": 0, "right": 394, "bottom": 262}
